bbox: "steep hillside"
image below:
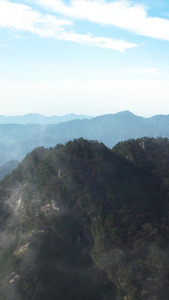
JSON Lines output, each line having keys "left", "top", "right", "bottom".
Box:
{"left": 1, "top": 138, "right": 169, "bottom": 299}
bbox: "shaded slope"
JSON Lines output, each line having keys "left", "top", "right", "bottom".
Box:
{"left": 1, "top": 138, "right": 169, "bottom": 299}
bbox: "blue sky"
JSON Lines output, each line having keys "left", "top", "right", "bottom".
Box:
{"left": 0, "top": 0, "right": 169, "bottom": 117}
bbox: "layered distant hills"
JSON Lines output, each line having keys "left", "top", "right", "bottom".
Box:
{"left": 0, "top": 160, "right": 19, "bottom": 181}
{"left": 0, "top": 113, "right": 93, "bottom": 124}
{"left": 1, "top": 137, "right": 169, "bottom": 299}
{"left": 1, "top": 110, "right": 169, "bottom": 168}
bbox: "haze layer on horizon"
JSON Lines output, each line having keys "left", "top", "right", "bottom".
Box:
{"left": 0, "top": 0, "right": 169, "bottom": 117}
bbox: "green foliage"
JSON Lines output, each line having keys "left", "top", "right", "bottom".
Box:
{"left": 1, "top": 138, "right": 169, "bottom": 299}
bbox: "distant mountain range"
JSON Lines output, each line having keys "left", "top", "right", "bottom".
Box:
{"left": 0, "top": 113, "right": 92, "bottom": 124}
{"left": 1, "top": 110, "right": 169, "bottom": 169}
{"left": 0, "top": 160, "right": 19, "bottom": 181}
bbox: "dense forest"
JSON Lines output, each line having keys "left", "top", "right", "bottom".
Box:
{"left": 1, "top": 137, "right": 169, "bottom": 299}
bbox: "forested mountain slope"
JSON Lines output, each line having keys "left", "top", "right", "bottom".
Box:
{"left": 1, "top": 138, "right": 169, "bottom": 299}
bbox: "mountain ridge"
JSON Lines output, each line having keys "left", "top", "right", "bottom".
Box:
{"left": 0, "top": 113, "right": 93, "bottom": 124}
{"left": 0, "top": 110, "right": 169, "bottom": 167}
{"left": 1, "top": 137, "right": 169, "bottom": 299}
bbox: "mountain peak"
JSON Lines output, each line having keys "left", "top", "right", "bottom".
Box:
{"left": 116, "top": 110, "right": 136, "bottom": 116}
{"left": 1, "top": 138, "right": 169, "bottom": 299}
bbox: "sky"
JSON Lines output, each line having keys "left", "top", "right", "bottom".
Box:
{"left": 0, "top": 0, "right": 169, "bottom": 117}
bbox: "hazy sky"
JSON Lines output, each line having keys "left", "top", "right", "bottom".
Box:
{"left": 0, "top": 0, "right": 169, "bottom": 117}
